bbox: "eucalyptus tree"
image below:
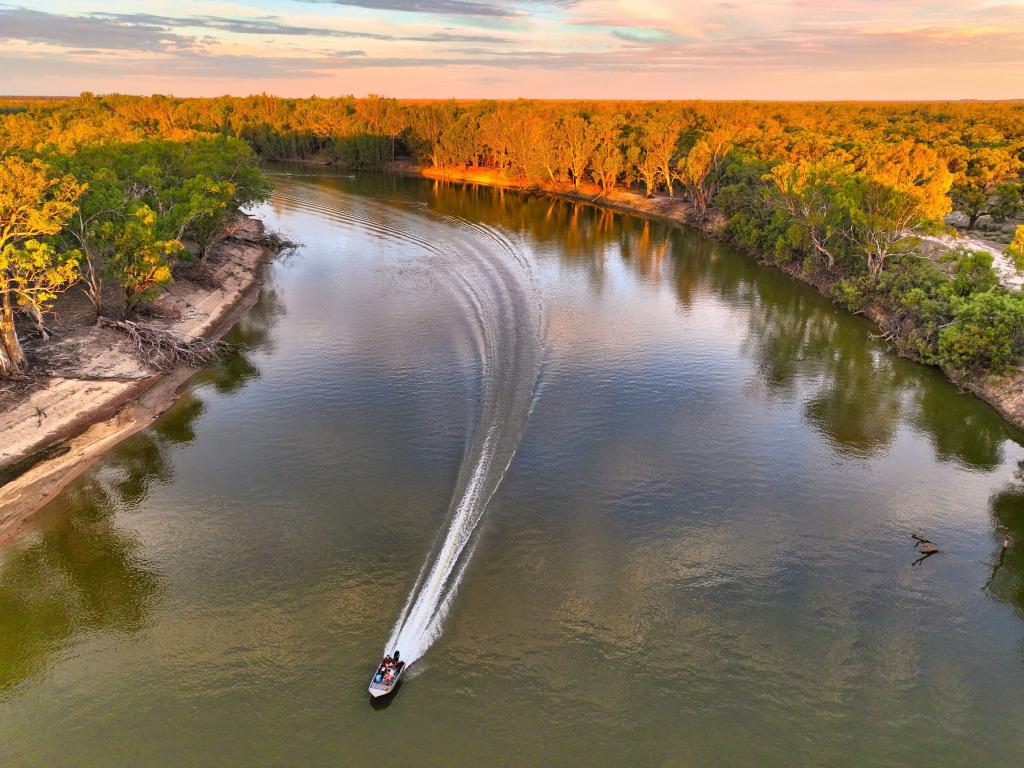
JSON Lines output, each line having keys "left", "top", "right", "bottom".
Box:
{"left": 0, "top": 156, "right": 82, "bottom": 374}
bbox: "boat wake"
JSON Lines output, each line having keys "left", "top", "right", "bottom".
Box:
{"left": 271, "top": 181, "right": 544, "bottom": 667}
{"left": 383, "top": 202, "right": 545, "bottom": 666}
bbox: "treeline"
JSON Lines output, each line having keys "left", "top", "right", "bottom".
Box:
{"left": 0, "top": 132, "right": 267, "bottom": 376}
{"left": 3, "top": 94, "right": 1024, "bottom": 379}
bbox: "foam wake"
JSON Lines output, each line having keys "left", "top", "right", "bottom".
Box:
{"left": 271, "top": 179, "right": 543, "bottom": 667}
{"left": 384, "top": 202, "right": 544, "bottom": 665}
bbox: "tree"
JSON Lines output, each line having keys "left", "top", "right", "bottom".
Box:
{"left": 59, "top": 166, "right": 125, "bottom": 315}
{"left": 842, "top": 177, "right": 925, "bottom": 279}
{"left": 770, "top": 159, "right": 850, "bottom": 273}
{"left": 948, "top": 248, "right": 998, "bottom": 296}
{"left": 0, "top": 156, "right": 83, "bottom": 375}
{"left": 107, "top": 205, "right": 184, "bottom": 316}
{"left": 173, "top": 176, "right": 237, "bottom": 259}
{"left": 950, "top": 148, "right": 1023, "bottom": 229}
{"left": 639, "top": 114, "right": 679, "bottom": 197}
{"left": 676, "top": 129, "right": 733, "bottom": 221}
{"left": 559, "top": 114, "right": 601, "bottom": 191}
{"left": 591, "top": 125, "right": 625, "bottom": 194}
{"left": 505, "top": 113, "right": 550, "bottom": 184}
{"left": 845, "top": 142, "right": 953, "bottom": 278}
{"left": 1007, "top": 225, "right": 1024, "bottom": 271}
{"left": 939, "top": 291, "right": 1024, "bottom": 372}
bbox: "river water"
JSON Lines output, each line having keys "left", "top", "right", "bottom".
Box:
{"left": 2, "top": 168, "right": 1023, "bottom": 766}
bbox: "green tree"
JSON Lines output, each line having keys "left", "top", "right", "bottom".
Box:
{"left": 939, "top": 291, "right": 1024, "bottom": 372}
{"left": 950, "top": 148, "right": 1023, "bottom": 229}
{"left": 107, "top": 205, "right": 184, "bottom": 316}
{"left": 770, "top": 159, "right": 850, "bottom": 273}
{"left": 0, "top": 156, "right": 82, "bottom": 375}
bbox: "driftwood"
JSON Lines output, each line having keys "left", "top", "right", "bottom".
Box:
{"left": 224, "top": 228, "right": 298, "bottom": 253}
{"left": 257, "top": 230, "right": 299, "bottom": 252}
{"left": 100, "top": 317, "right": 231, "bottom": 371}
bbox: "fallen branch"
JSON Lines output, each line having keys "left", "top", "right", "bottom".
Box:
{"left": 100, "top": 317, "right": 232, "bottom": 371}
{"left": 911, "top": 532, "right": 939, "bottom": 567}
{"left": 259, "top": 229, "right": 299, "bottom": 252}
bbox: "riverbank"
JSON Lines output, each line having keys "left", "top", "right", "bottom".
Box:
{"left": 0, "top": 215, "right": 276, "bottom": 544}
{"left": 389, "top": 160, "right": 1024, "bottom": 434}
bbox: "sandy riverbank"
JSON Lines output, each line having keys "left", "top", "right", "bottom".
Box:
{"left": 0, "top": 215, "right": 276, "bottom": 545}
{"left": 391, "top": 160, "right": 1024, "bottom": 435}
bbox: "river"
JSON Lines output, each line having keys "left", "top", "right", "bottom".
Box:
{"left": 2, "top": 168, "right": 1023, "bottom": 766}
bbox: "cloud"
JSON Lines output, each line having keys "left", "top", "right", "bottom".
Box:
{"left": 89, "top": 12, "right": 395, "bottom": 40}
{"left": 295, "top": 0, "right": 515, "bottom": 17}
{"left": 2, "top": 8, "right": 516, "bottom": 49}
{"left": 295, "top": 0, "right": 578, "bottom": 18}
{"left": 611, "top": 28, "right": 687, "bottom": 44}
{"left": 0, "top": 6, "right": 198, "bottom": 52}
{"left": 2, "top": 0, "right": 1024, "bottom": 97}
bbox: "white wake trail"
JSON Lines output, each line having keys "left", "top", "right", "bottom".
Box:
{"left": 385, "top": 213, "right": 544, "bottom": 667}
{"left": 271, "top": 179, "right": 542, "bottom": 667}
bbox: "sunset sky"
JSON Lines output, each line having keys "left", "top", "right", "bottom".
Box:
{"left": 2, "top": 0, "right": 1023, "bottom": 99}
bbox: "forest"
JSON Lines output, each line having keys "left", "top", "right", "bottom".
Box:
{"left": 1, "top": 94, "right": 1024, "bottom": 380}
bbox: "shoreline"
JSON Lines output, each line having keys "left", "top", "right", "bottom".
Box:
{"left": 4, "top": 164, "right": 1020, "bottom": 545}
{"left": 386, "top": 160, "right": 1024, "bottom": 436}
{"left": 0, "top": 215, "right": 276, "bottom": 546}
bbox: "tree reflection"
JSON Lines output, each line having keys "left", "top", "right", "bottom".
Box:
{"left": 986, "top": 479, "right": 1024, "bottom": 617}
{"left": 0, "top": 366, "right": 214, "bottom": 691}
{"left": 0, "top": 285, "right": 285, "bottom": 693}
{"left": 911, "top": 384, "right": 1010, "bottom": 471}
{"left": 407, "top": 177, "right": 1019, "bottom": 471}
{"left": 0, "top": 480, "right": 160, "bottom": 693}
{"left": 191, "top": 287, "right": 284, "bottom": 395}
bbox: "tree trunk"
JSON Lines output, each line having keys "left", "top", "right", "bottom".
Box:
{"left": 82, "top": 250, "right": 104, "bottom": 316}
{"left": 0, "top": 329, "right": 14, "bottom": 376}
{"left": 0, "top": 288, "right": 27, "bottom": 375}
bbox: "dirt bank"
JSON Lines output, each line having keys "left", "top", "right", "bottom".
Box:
{"left": 391, "top": 160, "right": 1024, "bottom": 435}
{"left": 0, "top": 215, "right": 277, "bottom": 545}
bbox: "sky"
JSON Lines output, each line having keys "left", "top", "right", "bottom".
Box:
{"left": 1, "top": 0, "right": 1022, "bottom": 99}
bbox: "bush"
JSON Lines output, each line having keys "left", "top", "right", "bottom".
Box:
{"left": 844, "top": 254, "right": 961, "bottom": 364}
{"left": 939, "top": 291, "right": 1024, "bottom": 373}
{"left": 945, "top": 248, "right": 998, "bottom": 296}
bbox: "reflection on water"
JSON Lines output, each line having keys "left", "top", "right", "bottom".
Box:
{"left": 0, "top": 286, "right": 284, "bottom": 696}
{"left": 422, "top": 178, "right": 1019, "bottom": 472}
{"left": 987, "top": 465, "right": 1024, "bottom": 617}
{"left": 191, "top": 287, "right": 284, "bottom": 395}
{"left": 3, "top": 169, "right": 1024, "bottom": 766}
{"left": 0, "top": 477, "right": 161, "bottom": 693}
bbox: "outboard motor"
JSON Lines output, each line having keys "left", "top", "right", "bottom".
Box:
{"left": 393, "top": 650, "right": 400, "bottom": 663}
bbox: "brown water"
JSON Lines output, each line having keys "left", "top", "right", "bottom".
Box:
{"left": 2, "top": 168, "right": 1023, "bottom": 766}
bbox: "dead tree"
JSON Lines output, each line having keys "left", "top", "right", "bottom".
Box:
{"left": 100, "top": 318, "right": 231, "bottom": 372}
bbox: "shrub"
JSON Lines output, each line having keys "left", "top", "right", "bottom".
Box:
{"left": 939, "top": 291, "right": 1024, "bottom": 373}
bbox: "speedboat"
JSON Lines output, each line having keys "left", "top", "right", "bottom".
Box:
{"left": 368, "top": 651, "right": 405, "bottom": 698}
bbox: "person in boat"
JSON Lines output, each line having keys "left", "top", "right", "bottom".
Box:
{"left": 374, "top": 655, "right": 393, "bottom": 683}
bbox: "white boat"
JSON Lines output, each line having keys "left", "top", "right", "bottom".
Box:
{"left": 368, "top": 652, "right": 405, "bottom": 698}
